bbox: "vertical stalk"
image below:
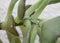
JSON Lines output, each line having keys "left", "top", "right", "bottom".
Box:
{"left": 6, "top": 0, "right": 18, "bottom": 22}
{"left": 7, "top": 31, "right": 21, "bottom": 43}
{"left": 1, "top": 0, "right": 18, "bottom": 35}
{"left": 25, "top": 0, "right": 43, "bottom": 18}
{"left": 18, "top": 0, "right": 26, "bottom": 20}
{"left": 31, "top": 0, "right": 51, "bottom": 19}
{"left": 15, "top": 0, "right": 26, "bottom": 25}
{"left": 22, "top": 20, "right": 31, "bottom": 43}
{"left": 30, "top": 24, "right": 38, "bottom": 43}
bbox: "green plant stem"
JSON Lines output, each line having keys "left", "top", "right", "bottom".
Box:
{"left": 25, "top": 0, "right": 43, "bottom": 18}
{"left": 6, "top": 0, "right": 18, "bottom": 22}
{"left": 7, "top": 31, "right": 21, "bottom": 43}
{"left": 22, "top": 20, "right": 31, "bottom": 43}
{"left": 18, "top": 0, "right": 26, "bottom": 20}
{"left": 25, "top": 5, "right": 31, "bottom": 10}
{"left": 1, "top": 0, "right": 18, "bottom": 36}
{"left": 30, "top": 24, "right": 38, "bottom": 43}
{"left": 31, "top": 0, "right": 50, "bottom": 19}
{"left": 31, "top": 0, "right": 60, "bottom": 20}
{"left": 15, "top": 5, "right": 31, "bottom": 26}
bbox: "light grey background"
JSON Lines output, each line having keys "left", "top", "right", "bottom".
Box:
{"left": 0, "top": 0, "right": 60, "bottom": 43}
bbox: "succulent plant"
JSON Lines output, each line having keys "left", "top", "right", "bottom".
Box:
{"left": 0, "top": 0, "right": 60, "bottom": 43}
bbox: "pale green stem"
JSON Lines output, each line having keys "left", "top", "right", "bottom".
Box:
{"left": 18, "top": 0, "right": 25, "bottom": 20}
{"left": 25, "top": 0, "right": 43, "bottom": 18}
{"left": 31, "top": 0, "right": 50, "bottom": 19}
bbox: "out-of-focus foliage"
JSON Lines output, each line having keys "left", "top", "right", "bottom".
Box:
{"left": 40, "top": 16, "right": 60, "bottom": 43}
{"left": 0, "top": 0, "right": 60, "bottom": 43}
{"left": 0, "top": 40, "right": 2, "bottom": 43}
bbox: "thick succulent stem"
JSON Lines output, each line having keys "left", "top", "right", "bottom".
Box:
{"left": 1, "top": 0, "right": 18, "bottom": 36}
{"left": 25, "top": 0, "right": 42, "bottom": 18}
{"left": 31, "top": 0, "right": 50, "bottom": 19}
{"left": 30, "top": 24, "right": 38, "bottom": 43}
{"left": 7, "top": 31, "right": 21, "bottom": 43}
{"left": 15, "top": 5, "right": 31, "bottom": 26}
{"left": 21, "top": 20, "right": 31, "bottom": 43}
{"left": 18, "top": 0, "right": 26, "bottom": 20}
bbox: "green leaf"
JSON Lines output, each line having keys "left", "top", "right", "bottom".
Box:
{"left": 18, "top": 0, "right": 25, "bottom": 19}
{"left": 40, "top": 16, "right": 60, "bottom": 43}
{"left": 14, "top": 5, "right": 31, "bottom": 25}
{"left": 1, "top": 0, "right": 18, "bottom": 36}
{"left": 7, "top": 31, "right": 21, "bottom": 43}
{"left": 6, "top": 0, "right": 18, "bottom": 21}
{"left": 30, "top": 24, "right": 38, "bottom": 43}
{"left": 31, "top": 0, "right": 50, "bottom": 19}
{"left": 6, "top": 0, "right": 18, "bottom": 25}
{"left": 25, "top": 0, "right": 43, "bottom": 17}
{"left": 23, "top": 20, "right": 32, "bottom": 43}
{"left": 20, "top": 25, "right": 26, "bottom": 37}
{"left": 25, "top": 5, "right": 31, "bottom": 10}
{"left": 49, "top": 0, "right": 60, "bottom": 4}
{"left": 1, "top": 16, "right": 18, "bottom": 36}
{"left": 14, "top": 17, "right": 24, "bottom": 26}
{"left": 31, "top": 0, "right": 60, "bottom": 20}
{"left": 37, "top": 27, "right": 41, "bottom": 37}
